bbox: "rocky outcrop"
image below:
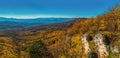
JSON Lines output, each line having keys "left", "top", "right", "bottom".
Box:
{"left": 111, "top": 45, "right": 120, "bottom": 53}
{"left": 81, "top": 33, "right": 91, "bottom": 55}
{"left": 81, "top": 33, "right": 110, "bottom": 58}
{"left": 65, "top": 35, "right": 72, "bottom": 45}
{"left": 94, "top": 33, "right": 109, "bottom": 58}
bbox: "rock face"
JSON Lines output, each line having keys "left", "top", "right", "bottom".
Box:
{"left": 65, "top": 35, "right": 72, "bottom": 45}
{"left": 81, "top": 33, "right": 91, "bottom": 55}
{"left": 94, "top": 33, "right": 109, "bottom": 58}
{"left": 111, "top": 46, "right": 120, "bottom": 53}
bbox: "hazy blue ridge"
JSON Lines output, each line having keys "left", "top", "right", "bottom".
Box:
{"left": 0, "top": 17, "right": 74, "bottom": 30}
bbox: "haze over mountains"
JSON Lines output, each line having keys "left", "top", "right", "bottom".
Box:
{"left": 0, "top": 17, "right": 74, "bottom": 30}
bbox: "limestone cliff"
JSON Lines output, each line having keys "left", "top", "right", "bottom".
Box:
{"left": 94, "top": 33, "right": 109, "bottom": 58}
{"left": 81, "top": 33, "right": 109, "bottom": 58}
{"left": 81, "top": 33, "right": 91, "bottom": 55}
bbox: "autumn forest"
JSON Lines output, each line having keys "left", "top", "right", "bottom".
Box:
{"left": 0, "top": 5, "right": 120, "bottom": 58}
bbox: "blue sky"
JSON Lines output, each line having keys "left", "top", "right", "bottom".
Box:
{"left": 0, "top": 0, "right": 120, "bottom": 18}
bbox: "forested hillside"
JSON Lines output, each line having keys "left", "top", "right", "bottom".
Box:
{"left": 0, "top": 6, "right": 120, "bottom": 58}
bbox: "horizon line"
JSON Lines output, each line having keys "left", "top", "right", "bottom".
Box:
{"left": 0, "top": 15, "right": 93, "bottom": 19}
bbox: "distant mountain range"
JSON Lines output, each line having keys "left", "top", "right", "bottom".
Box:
{"left": 0, "top": 17, "right": 75, "bottom": 30}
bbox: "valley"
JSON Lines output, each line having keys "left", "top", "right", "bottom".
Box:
{"left": 0, "top": 6, "right": 120, "bottom": 58}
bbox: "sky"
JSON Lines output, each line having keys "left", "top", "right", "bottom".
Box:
{"left": 0, "top": 0, "right": 120, "bottom": 19}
